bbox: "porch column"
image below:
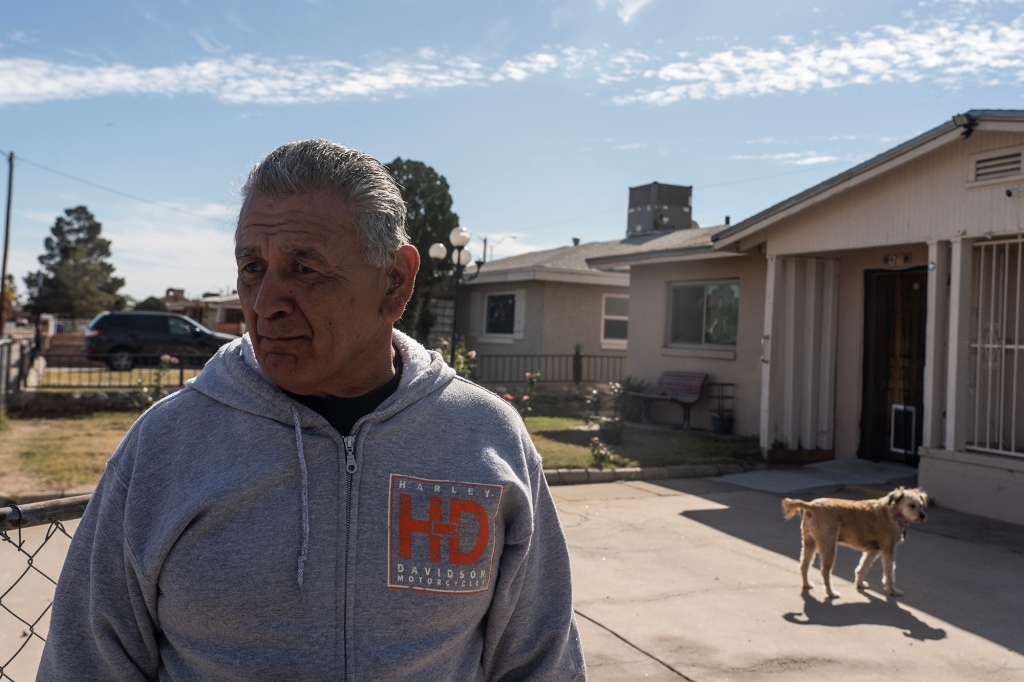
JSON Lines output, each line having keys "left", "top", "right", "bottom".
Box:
{"left": 944, "top": 238, "right": 974, "bottom": 451}
{"left": 922, "top": 241, "right": 950, "bottom": 449}
{"left": 759, "top": 255, "right": 783, "bottom": 452}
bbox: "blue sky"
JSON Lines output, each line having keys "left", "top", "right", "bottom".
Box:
{"left": 3, "top": 0, "right": 1024, "bottom": 301}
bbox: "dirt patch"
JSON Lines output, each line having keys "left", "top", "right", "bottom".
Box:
{"left": 0, "top": 413, "right": 137, "bottom": 503}
{"left": 0, "top": 421, "right": 72, "bottom": 501}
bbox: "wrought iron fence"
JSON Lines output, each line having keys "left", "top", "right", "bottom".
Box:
{"left": 474, "top": 352, "right": 625, "bottom": 385}
{"left": 0, "top": 496, "right": 90, "bottom": 681}
{"left": 0, "top": 340, "right": 33, "bottom": 416}
{"left": 38, "top": 353, "right": 206, "bottom": 389}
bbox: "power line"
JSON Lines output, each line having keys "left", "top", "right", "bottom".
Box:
{"left": 14, "top": 154, "right": 227, "bottom": 224}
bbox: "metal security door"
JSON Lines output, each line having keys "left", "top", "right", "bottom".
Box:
{"left": 860, "top": 268, "right": 928, "bottom": 465}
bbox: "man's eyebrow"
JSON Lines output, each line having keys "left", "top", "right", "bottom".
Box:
{"left": 234, "top": 245, "right": 330, "bottom": 265}
{"left": 285, "top": 246, "right": 330, "bottom": 266}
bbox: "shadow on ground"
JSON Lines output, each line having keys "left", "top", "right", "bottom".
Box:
{"left": 784, "top": 591, "right": 947, "bottom": 641}
{"left": 653, "top": 476, "right": 1024, "bottom": 658}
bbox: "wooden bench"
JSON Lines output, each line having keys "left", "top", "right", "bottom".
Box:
{"left": 629, "top": 372, "right": 708, "bottom": 430}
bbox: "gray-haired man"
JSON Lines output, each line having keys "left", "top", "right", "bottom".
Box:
{"left": 38, "top": 140, "right": 586, "bottom": 680}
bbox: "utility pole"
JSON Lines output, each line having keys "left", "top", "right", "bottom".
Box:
{"left": 0, "top": 151, "right": 13, "bottom": 335}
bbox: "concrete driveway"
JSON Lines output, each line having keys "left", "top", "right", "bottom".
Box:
{"left": 556, "top": 461, "right": 1024, "bottom": 681}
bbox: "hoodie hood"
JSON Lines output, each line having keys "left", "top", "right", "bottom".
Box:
{"left": 189, "top": 328, "right": 457, "bottom": 430}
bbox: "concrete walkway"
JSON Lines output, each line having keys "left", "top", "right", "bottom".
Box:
{"left": 556, "top": 460, "right": 1024, "bottom": 681}
{"left": 4, "top": 460, "right": 1024, "bottom": 680}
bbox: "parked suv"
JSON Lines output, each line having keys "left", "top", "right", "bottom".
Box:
{"left": 83, "top": 311, "right": 239, "bottom": 370}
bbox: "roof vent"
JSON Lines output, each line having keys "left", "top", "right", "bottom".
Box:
{"left": 974, "top": 151, "right": 1022, "bottom": 182}
{"left": 572, "top": 236, "right": 580, "bottom": 246}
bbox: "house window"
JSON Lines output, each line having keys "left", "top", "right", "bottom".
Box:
{"left": 485, "top": 294, "right": 516, "bottom": 335}
{"left": 669, "top": 280, "right": 739, "bottom": 347}
{"left": 602, "top": 294, "right": 629, "bottom": 350}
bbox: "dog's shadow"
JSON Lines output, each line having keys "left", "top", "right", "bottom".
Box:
{"left": 783, "top": 590, "right": 946, "bottom": 641}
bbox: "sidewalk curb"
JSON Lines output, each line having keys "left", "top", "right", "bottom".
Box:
{"left": 2, "top": 462, "right": 767, "bottom": 506}
{"left": 543, "top": 460, "right": 764, "bottom": 486}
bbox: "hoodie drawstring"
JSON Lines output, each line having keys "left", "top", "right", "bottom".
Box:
{"left": 292, "top": 405, "right": 310, "bottom": 588}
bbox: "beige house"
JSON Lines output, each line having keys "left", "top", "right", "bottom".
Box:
{"left": 453, "top": 239, "right": 631, "bottom": 384}
{"left": 591, "top": 110, "right": 1024, "bottom": 525}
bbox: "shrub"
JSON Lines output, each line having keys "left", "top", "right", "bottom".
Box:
{"left": 133, "top": 355, "right": 179, "bottom": 409}
{"left": 435, "top": 337, "right": 477, "bottom": 380}
{"left": 501, "top": 371, "right": 540, "bottom": 417}
{"left": 589, "top": 436, "right": 623, "bottom": 469}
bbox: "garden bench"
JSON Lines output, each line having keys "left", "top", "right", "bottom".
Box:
{"left": 629, "top": 371, "right": 708, "bottom": 430}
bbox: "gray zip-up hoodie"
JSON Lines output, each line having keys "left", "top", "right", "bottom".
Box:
{"left": 37, "top": 331, "right": 586, "bottom": 681}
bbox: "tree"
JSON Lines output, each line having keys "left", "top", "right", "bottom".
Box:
{"left": 1, "top": 274, "right": 17, "bottom": 321}
{"left": 135, "top": 296, "right": 168, "bottom": 311}
{"left": 24, "top": 206, "right": 126, "bottom": 319}
{"left": 387, "top": 158, "right": 460, "bottom": 343}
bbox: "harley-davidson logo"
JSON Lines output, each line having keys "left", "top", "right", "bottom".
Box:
{"left": 388, "top": 475, "right": 504, "bottom": 594}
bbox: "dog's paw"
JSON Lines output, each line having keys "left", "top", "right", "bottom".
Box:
{"left": 825, "top": 590, "right": 839, "bottom": 599}
{"left": 856, "top": 581, "right": 868, "bottom": 590}
{"left": 887, "top": 587, "right": 905, "bottom": 597}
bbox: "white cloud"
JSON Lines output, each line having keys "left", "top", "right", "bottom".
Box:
{"left": 597, "top": 0, "right": 659, "bottom": 24}
{"left": 191, "top": 31, "right": 231, "bottom": 55}
{"left": 9, "top": 202, "right": 240, "bottom": 301}
{"left": 730, "top": 151, "right": 839, "bottom": 165}
{"left": 102, "top": 201, "right": 239, "bottom": 299}
{"left": 0, "top": 54, "right": 492, "bottom": 106}
{"left": 614, "top": 17, "right": 1024, "bottom": 104}
{"left": 491, "top": 52, "right": 559, "bottom": 82}
{"left": 2, "top": 15, "right": 1023, "bottom": 107}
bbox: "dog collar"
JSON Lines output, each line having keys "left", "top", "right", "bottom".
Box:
{"left": 891, "top": 506, "right": 911, "bottom": 530}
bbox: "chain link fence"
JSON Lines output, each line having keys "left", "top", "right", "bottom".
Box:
{"left": 0, "top": 496, "right": 90, "bottom": 681}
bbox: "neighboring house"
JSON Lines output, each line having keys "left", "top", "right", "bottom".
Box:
{"left": 590, "top": 110, "right": 1024, "bottom": 526}
{"left": 162, "top": 288, "right": 246, "bottom": 335}
{"left": 453, "top": 181, "right": 702, "bottom": 386}
{"left": 451, "top": 239, "right": 629, "bottom": 384}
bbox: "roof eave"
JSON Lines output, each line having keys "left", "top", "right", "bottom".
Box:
{"left": 713, "top": 110, "right": 1024, "bottom": 249}
{"left": 586, "top": 244, "right": 743, "bottom": 268}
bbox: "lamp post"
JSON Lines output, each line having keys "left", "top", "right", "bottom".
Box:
{"left": 429, "top": 226, "right": 484, "bottom": 365}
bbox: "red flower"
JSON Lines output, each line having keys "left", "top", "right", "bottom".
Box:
{"left": 502, "top": 393, "right": 514, "bottom": 401}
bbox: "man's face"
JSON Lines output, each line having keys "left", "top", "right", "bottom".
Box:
{"left": 235, "top": 189, "right": 394, "bottom": 397}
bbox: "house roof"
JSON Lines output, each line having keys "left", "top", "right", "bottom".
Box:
{"left": 713, "top": 109, "right": 1024, "bottom": 249}
{"left": 582, "top": 223, "right": 734, "bottom": 268}
{"left": 468, "top": 238, "right": 635, "bottom": 286}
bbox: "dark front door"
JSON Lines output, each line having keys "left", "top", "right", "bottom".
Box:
{"left": 860, "top": 268, "right": 928, "bottom": 466}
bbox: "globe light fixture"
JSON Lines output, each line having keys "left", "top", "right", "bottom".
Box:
{"left": 429, "top": 227, "right": 486, "bottom": 365}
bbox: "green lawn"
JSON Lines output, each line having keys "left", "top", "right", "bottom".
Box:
{"left": 0, "top": 411, "right": 760, "bottom": 496}
{"left": 525, "top": 415, "right": 759, "bottom": 469}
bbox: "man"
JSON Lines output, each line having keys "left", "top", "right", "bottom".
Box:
{"left": 38, "top": 140, "right": 586, "bottom": 681}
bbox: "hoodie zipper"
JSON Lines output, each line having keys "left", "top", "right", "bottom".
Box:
{"left": 342, "top": 435, "right": 357, "bottom": 681}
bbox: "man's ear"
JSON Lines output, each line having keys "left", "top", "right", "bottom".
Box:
{"left": 380, "top": 244, "right": 420, "bottom": 324}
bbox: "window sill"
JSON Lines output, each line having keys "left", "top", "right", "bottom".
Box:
{"left": 479, "top": 335, "right": 516, "bottom": 344}
{"left": 600, "top": 340, "right": 627, "bottom": 351}
{"left": 661, "top": 346, "right": 736, "bottom": 361}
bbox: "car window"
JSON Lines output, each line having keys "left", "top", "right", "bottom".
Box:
{"left": 168, "top": 317, "right": 196, "bottom": 336}
{"left": 136, "top": 315, "right": 168, "bottom": 332}
{"left": 105, "top": 316, "right": 134, "bottom": 330}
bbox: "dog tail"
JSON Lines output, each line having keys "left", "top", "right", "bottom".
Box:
{"left": 781, "top": 498, "right": 812, "bottom": 519}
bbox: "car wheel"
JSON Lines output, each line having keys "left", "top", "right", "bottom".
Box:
{"left": 107, "top": 349, "right": 135, "bottom": 371}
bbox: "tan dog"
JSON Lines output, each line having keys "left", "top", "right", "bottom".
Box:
{"left": 781, "top": 487, "right": 929, "bottom": 598}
